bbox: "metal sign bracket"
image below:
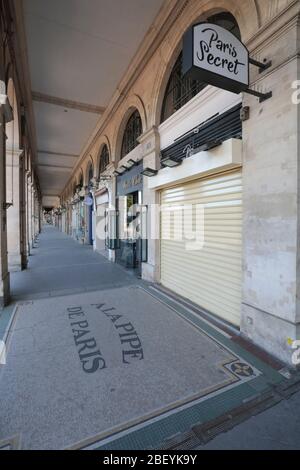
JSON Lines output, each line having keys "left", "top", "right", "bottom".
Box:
{"left": 245, "top": 58, "right": 273, "bottom": 102}
{"left": 249, "top": 58, "right": 272, "bottom": 74}
{"left": 244, "top": 88, "right": 273, "bottom": 103}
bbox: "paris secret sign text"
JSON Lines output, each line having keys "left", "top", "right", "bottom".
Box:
{"left": 183, "top": 23, "right": 249, "bottom": 94}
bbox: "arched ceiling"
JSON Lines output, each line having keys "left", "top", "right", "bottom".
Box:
{"left": 23, "top": 0, "right": 165, "bottom": 198}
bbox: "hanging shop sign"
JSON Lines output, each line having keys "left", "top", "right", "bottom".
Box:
{"left": 183, "top": 23, "right": 273, "bottom": 102}
{"left": 117, "top": 162, "right": 143, "bottom": 197}
{"left": 183, "top": 23, "right": 249, "bottom": 94}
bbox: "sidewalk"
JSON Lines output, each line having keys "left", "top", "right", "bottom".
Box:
{"left": 0, "top": 226, "right": 299, "bottom": 450}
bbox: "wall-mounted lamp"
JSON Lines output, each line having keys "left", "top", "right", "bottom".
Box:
{"left": 113, "top": 167, "right": 125, "bottom": 176}
{"left": 141, "top": 168, "right": 158, "bottom": 177}
{"left": 120, "top": 165, "right": 130, "bottom": 171}
{"left": 162, "top": 156, "right": 182, "bottom": 168}
{"left": 195, "top": 140, "right": 222, "bottom": 153}
{"left": 127, "top": 159, "right": 138, "bottom": 168}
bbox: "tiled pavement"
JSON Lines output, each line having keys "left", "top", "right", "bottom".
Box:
{"left": 0, "top": 225, "right": 299, "bottom": 450}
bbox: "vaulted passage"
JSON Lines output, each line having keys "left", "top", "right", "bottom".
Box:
{"left": 1, "top": 0, "right": 300, "bottom": 452}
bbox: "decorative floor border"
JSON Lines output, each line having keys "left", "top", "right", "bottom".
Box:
{"left": 0, "top": 435, "right": 20, "bottom": 450}
{"left": 68, "top": 285, "right": 285, "bottom": 451}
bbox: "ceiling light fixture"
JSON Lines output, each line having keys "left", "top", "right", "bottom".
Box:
{"left": 125, "top": 159, "right": 136, "bottom": 169}
{"left": 162, "top": 156, "right": 182, "bottom": 168}
{"left": 141, "top": 168, "right": 158, "bottom": 177}
{"left": 120, "top": 165, "right": 130, "bottom": 171}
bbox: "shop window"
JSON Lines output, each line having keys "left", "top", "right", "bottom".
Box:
{"left": 99, "top": 145, "right": 110, "bottom": 174}
{"left": 161, "top": 53, "right": 206, "bottom": 123}
{"left": 121, "top": 109, "right": 142, "bottom": 159}
{"left": 160, "top": 12, "right": 241, "bottom": 123}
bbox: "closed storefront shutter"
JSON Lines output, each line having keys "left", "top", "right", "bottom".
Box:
{"left": 160, "top": 170, "right": 242, "bottom": 326}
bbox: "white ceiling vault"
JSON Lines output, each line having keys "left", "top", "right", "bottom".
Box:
{"left": 23, "top": 0, "right": 165, "bottom": 198}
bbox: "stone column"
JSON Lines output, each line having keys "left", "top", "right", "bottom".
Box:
{"left": 108, "top": 176, "right": 116, "bottom": 263}
{"left": 34, "top": 192, "right": 39, "bottom": 239}
{"left": 0, "top": 81, "right": 13, "bottom": 307}
{"left": 138, "top": 126, "right": 161, "bottom": 282}
{"left": 240, "top": 12, "right": 299, "bottom": 366}
{"left": 25, "top": 171, "right": 31, "bottom": 255}
{"left": 19, "top": 153, "right": 27, "bottom": 269}
{"left": 6, "top": 148, "right": 25, "bottom": 271}
{"left": 30, "top": 183, "right": 35, "bottom": 247}
{"left": 27, "top": 175, "right": 33, "bottom": 251}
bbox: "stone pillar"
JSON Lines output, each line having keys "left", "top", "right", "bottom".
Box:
{"left": 34, "top": 191, "right": 39, "bottom": 240}
{"left": 6, "top": 148, "right": 25, "bottom": 271}
{"left": 0, "top": 81, "right": 13, "bottom": 307}
{"left": 39, "top": 204, "right": 42, "bottom": 233}
{"left": 110, "top": 176, "right": 117, "bottom": 263}
{"left": 30, "top": 183, "right": 35, "bottom": 247}
{"left": 25, "top": 171, "right": 31, "bottom": 255}
{"left": 138, "top": 126, "right": 161, "bottom": 282}
{"left": 240, "top": 13, "right": 299, "bottom": 366}
{"left": 27, "top": 175, "right": 33, "bottom": 251}
{"left": 20, "top": 153, "right": 27, "bottom": 268}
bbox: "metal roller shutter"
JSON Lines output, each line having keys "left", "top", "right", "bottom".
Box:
{"left": 160, "top": 170, "right": 242, "bottom": 326}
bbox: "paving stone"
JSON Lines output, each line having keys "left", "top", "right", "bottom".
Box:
{"left": 0, "top": 226, "right": 294, "bottom": 450}
{"left": 0, "top": 285, "right": 249, "bottom": 449}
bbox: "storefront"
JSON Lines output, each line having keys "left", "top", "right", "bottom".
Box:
{"left": 148, "top": 84, "right": 244, "bottom": 327}
{"left": 71, "top": 198, "right": 85, "bottom": 243}
{"left": 160, "top": 169, "right": 242, "bottom": 326}
{"left": 58, "top": 2, "right": 300, "bottom": 366}
{"left": 84, "top": 192, "right": 94, "bottom": 246}
{"left": 115, "top": 162, "right": 146, "bottom": 276}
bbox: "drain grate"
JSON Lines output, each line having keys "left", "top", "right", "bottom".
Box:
{"left": 272, "top": 376, "right": 300, "bottom": 399}
{"left": 158, "top": 431, "right": 200, "bottom": 451}
{"left": 158, "top": 390, "right": 282, "bottom": 449}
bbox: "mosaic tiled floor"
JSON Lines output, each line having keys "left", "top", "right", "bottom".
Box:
{"left": 0, "top": 285, "right": 265, "bottom": 450}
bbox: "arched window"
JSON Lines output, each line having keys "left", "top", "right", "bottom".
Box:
{"left": 88, "top": 163, "right": 94, "bottom": 184}
{"left": 99, "top": 145, "right": 110, "bottom": 174}
{"left": 161, "top": 12, "right": 241, "bottom": 123}
{"left": 79, "top": 172, "right": 83, "bottom": 188}
{"left": 161, "top": 52, "right": 206, "bottom": 123}
{"left": 121, "top": 109, "right": 142, "bottom": 159}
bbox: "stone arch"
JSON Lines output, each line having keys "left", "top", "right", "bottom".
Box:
{"left": 95, "top": 135, "right": 111, "bottom": 177}
{"left": 5, "top": 77, "right": 26, "bottom": 271}
{"left": 150, "top": 0, "right": 259, "bottom": 127}
{"left": 112, "top": 94, "right": 147, "bottom": 163}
